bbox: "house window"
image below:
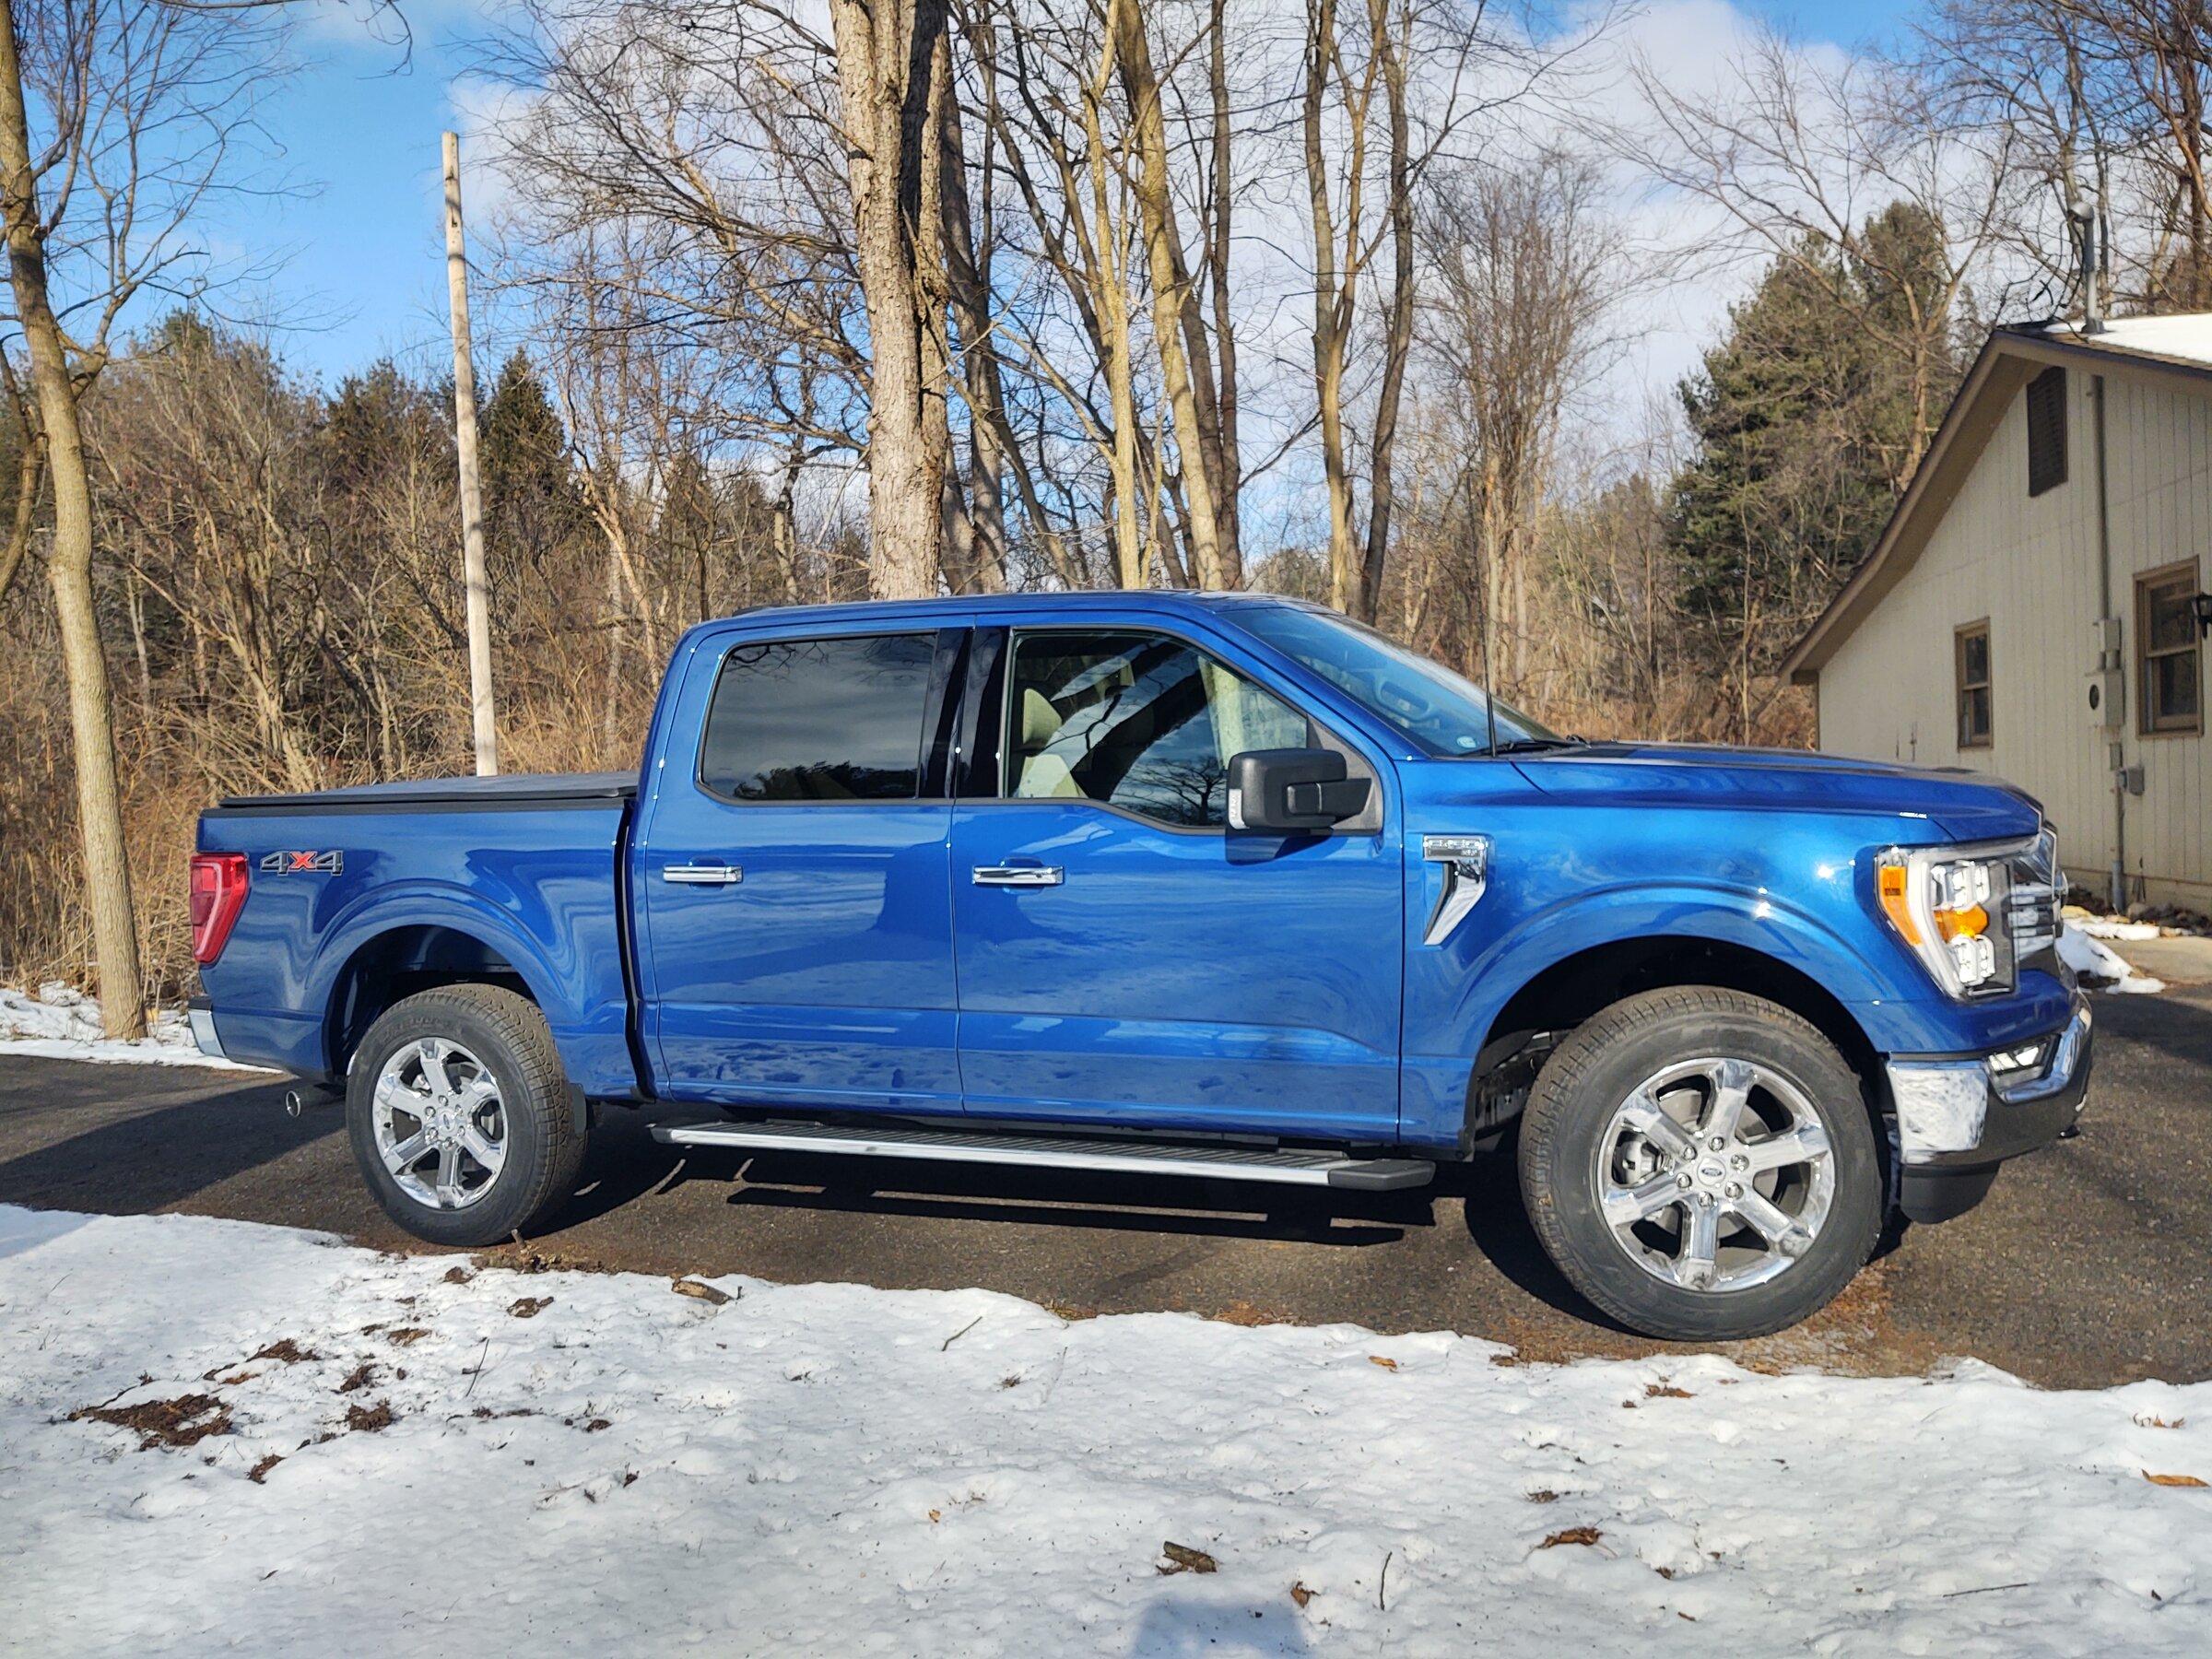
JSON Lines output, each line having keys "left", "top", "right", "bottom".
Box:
{"left": 2137, "top": 561, "right": 2202, "bottom": 735}
{"left": 1955, "top": 621, "right": 1992, "bottom": 749}
{"left": 2026, "top": 366, "right": 2067, "bottom": 496}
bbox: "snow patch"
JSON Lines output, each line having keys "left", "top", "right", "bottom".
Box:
{"left": 0, "top": 982, "right": 276, "bottom": 1071}
{"left": 2, "top": 1206, "right": 2207, "bottom": 1653}
{"left": 2058, "top": 925, "right": 2168, "bottom": 995}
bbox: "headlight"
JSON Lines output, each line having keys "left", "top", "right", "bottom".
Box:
{"left": 1877, "top": 843, "right": 2018, "bottom": 999}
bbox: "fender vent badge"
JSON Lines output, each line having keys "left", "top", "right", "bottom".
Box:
{"left": 1421, "top": 834, "right": 1489, "bottom": 947}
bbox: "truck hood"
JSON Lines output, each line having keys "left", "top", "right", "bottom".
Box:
{"left": 1496, "top": 741, "right": 2042, "bottom": 843}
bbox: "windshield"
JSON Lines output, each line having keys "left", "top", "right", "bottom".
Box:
{"left": 1236, "top": 605, "right": 1560, "bottom": 757}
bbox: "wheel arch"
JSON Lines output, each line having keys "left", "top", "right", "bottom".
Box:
{"left": 321, "top": 921, "right": 547, "bottom": 1081}
{"left": 1465, "top": 935, "right": 1884, "bottom": 1141}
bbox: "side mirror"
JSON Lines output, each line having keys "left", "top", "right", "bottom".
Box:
{"left": 1227, "top": 747, "right": 1372, "bottom": 832}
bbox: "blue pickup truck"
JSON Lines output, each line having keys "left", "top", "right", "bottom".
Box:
{"left": 187, "top": 593, "right": 2089, "bottom": 1340}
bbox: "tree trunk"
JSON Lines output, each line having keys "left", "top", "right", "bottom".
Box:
{"left": 0, "top": 0, "right": 144, "bottom": 1037}
{"left": 936, "top": 58, "right": 1007, "bottom": 592}
{"left": 830, "top": 0, "right": 951, "bottom": 601}
{"left": 1114, "top": 0, "right": 1228, "bottom": 589}
{"left": 1205, "top": 0, "right": 1242, "bottom": 576}
{"left": 1303, "top": 0, "right": 1359, "bottom": 612}
{"left": 1358, "top": 0, "right": 1412, "bottom": 625}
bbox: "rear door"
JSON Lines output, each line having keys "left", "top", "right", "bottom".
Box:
{"left": 636, "top": 619, "right": 968, "bottom": 1114}
{"left": 948, "top": 612, "right": 1405, "bottom": 1141}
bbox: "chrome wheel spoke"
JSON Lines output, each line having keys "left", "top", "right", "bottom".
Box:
{"left": 433, "top": 1145, "right": 464, "bottom": 1208}
{"left": 460, "top": 1124, "right": 504, "bottom": 1174}
{"left": 1742, "top": 1122, "right": 1831, "bottom": 1175}
{"left": 1618, "top": 1090, "right": 1697, "bottom": 1161}
{"left": 417, "top": 1040, "right": 456, "bottom": 1098}
{"left": 1701, "top": 1058, "right": 1756, "bottom": 1143}
{"left": 1672, "top": 1201, "right": 1721, "bottom": 1289}
{"left": 1602, "top": 1173, "right": 1684, "bottom": 1229}
{"left": 382, "top": 1129, "right": 430, "bottom": 1176}
{"left": 1730, "top": 1188, "right": 1815, "bottom": 1257}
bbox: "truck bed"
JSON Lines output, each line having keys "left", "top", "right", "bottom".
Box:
{"left": 195, "top": 771, "right": 640, "bottom": 1094}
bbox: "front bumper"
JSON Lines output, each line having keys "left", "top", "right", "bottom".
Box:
{"left": 1885, "top": 996, "right": 2092, "bottom": 1222}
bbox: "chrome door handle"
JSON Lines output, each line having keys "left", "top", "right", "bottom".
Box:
{"left": 664, "top": 864, "right": 744, "bottom": 886}
{"left": 971, "top": 864, "right": 1064, "bottom": 888}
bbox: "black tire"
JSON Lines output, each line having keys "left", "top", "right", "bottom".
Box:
{"left": 1516, "top": 987, "right": 1883, "bottom": 1342}
{"left": 346, "top": 984, "right": 589, "bottom": 1248}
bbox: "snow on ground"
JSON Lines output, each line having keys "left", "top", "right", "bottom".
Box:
{"left": 0, "top": 982, "right": 274, "bottom": 1070}
{"left": 2, "top": 1206, "right": 2206, "bottom": 1655}
{"left": 2058, "top": 924, "right": 2168, "bottom": 995}
{"left": 2075, "top": 917, "right": 2165, "bottom": 944}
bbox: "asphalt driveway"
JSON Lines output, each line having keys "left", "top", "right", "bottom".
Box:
{"left": 2, "top": 987, "right": 2207, "bottom": 1389}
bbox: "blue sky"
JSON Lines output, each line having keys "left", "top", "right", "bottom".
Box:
{"left": 207, "top": 0, "right": 1929, "bottom": 394}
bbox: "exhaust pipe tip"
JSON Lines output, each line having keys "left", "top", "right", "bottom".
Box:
{"left": 284, "top": 1089, "right": 304, "bottom": 1120}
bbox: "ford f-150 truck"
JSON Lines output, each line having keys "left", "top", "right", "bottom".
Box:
{"left": 187, "top": 593, "right": 2090, "bottom": 1340}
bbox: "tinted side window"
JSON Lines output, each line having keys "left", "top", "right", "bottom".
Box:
{"left": 700, "top": 634, "right": 935, "bottom": 801}
{"left": 1005, "top": 629, "right": 1309, "bottom": 827}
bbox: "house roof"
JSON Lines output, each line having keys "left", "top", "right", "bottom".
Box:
{"left": 1779, "top": 314, "right": 2212, "bottom": 684}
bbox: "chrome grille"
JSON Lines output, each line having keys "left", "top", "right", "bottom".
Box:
{"left": 2007, "top": 827, "right": 2062, "bottom": 962}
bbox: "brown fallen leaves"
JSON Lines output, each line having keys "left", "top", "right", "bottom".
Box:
{"left": 1367, "top": 1356, "right": 1399, "bottom": 1371}
{"left": 2144, "top": 1471, "right": 2206, "bottom": 1488}
{"left": 344, "top": 1401, "right": 396, "bottom": 1434}
{"left": 671, "top": 1277, "right": 734, "bottom": 1306}
{"left": 509, "top": 1297, "right": 552, "bottom": 1319}
{"left": 1159, "top": 1543, "right": 1218, "bottom": 1575}
{"left": 1645, "top": 1383, "right": 1693, "bottom": 1399}
{"left": 248, "top": 1453, "right": 284, "bottom": 1484}
{"left": 1288, "top": 1582, "right": 1313, "bottom": 1609}
{"left": 69, "top": 1394, "right": 232, "bottom": 1451}
{"left": 1539, "top": 1526, "right": 1604, "bottom": 1549}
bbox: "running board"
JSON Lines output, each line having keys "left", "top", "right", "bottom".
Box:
{"left": 649, "top": 1118, "right": 1435, "bottom": 1193}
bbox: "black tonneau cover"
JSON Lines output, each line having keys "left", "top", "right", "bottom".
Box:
{"left": 211, "top": 771, "right": 638, "bottom": 816}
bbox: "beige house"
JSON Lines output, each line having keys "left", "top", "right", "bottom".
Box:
{"left": 1783, "top": 316, "right": 2210, "bottom": 911}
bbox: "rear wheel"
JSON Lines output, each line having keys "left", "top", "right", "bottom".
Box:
{"left": 1516, "top": 987, "right": 1883, "bottom": 1342}
{"left": 346, "top": 984, "right": 588, "bottom": 1248}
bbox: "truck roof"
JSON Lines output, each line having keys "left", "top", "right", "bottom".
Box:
{"left": 708, "top": 590, "right": 1315, "bottom": 629}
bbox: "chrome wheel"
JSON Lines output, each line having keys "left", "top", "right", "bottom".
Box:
{"left": 1592, "top": 1056, "right": 1835, "bottom": 1293}
{"left": 372, "top": 1038, "right": 507, "bottom": 1211}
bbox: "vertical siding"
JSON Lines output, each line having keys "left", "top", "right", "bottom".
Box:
{"left": 1818, "top": 365, "right": 2210, "bottom": 905}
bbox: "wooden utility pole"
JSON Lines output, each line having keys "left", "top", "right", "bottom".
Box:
{"left": 441, "top": 130, "right": 499, "bottom": 775}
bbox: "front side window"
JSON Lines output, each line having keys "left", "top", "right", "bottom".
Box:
{"left": 2138, "top": 562, "right": 2202, "bottom": 735}
{"left": 1004, "top": 629, "right": 1309, "bottom": 827}
{"left": 1955, "top": 621, "right": 1991, "bottom": 748}
{"left": 700, "top": 632, "right": 936, "bottom": 801}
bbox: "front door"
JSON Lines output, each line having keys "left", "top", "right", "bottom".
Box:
{"left": 949, "top": 620, "right": 1404, "bottom": 1141}
{"left": 637, "top": 623, "right": 966, "bottom": 1114}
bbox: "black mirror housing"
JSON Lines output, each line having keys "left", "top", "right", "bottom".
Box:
{"left": 1227, "top": 747, "right": 1372, "bottom": 832}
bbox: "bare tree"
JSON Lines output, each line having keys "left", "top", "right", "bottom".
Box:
{"left": 0, "top": 0, "right": 277, "bottom": 1036}
{"left": 1419, "top": 152, "right": 1621, "bottom": 699}
{"left": 1630, "top": 26, "right": 2011, "bottom": 486}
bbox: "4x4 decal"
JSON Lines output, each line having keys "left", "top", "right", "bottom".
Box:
{"left": 260, "top": 849, "right": 343, "bottom": 875}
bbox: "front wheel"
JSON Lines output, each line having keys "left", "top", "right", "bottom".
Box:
{"left": 1516, "top": 987, "right": 1884, "bottom": 1342}
{"left": 346, "top": 983, "right": 589, "bottom": 1248}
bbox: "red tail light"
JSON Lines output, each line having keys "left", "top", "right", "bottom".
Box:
{"left": 189, "top": 853, "right": 250, "bottom": 966}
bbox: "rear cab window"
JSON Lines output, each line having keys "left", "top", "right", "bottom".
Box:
{"left": 698, "top": 633, "right": 938, "bottom": 802}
